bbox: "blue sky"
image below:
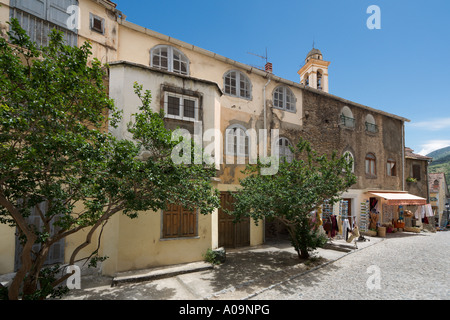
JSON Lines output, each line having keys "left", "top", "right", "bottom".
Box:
{"left": 113, "top": 0, "right": 450, "bottom": 156}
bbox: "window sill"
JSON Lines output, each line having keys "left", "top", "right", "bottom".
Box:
{"left": 165, "top": 115, "right": 197, "bottom": 122}
{"left": 339, "top": 124, "right": 355, "bottom": 131}
{"left": 365, "top": 174, "right": 378, "bottom": 179}
{"left": 223, "top": 93, "right": 252, "bottom": 101}
{"left": 160, "top": 236, "right": 200, "bottom": 241}
{"left": 273, "top": 106, "right": 296, "bottom": 113}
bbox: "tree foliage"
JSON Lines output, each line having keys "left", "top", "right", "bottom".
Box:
{"left": 231, "top": 138, "right": 357, "bottom": 259}
{"left": 0, "top": 19, "right": 219, "bottom": 300}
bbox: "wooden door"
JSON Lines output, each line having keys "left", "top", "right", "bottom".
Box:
{"left": 218, "top": 192, "right": 250, "bottom": 248}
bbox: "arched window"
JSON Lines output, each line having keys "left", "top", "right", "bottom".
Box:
{"left": 278, "top": 137, "right": 294, "bottom": 163}
{"left": 365, "top": 114, "right": 377, "bottom": 133}
{"left": 225, "top": 124, "right": 250, "bottom": 157}
{"left": 365, "top": 153, "right": 376, "bottom": 175}
{"left": 317, "top": 70, "right": 323, "bottom": 90}
{"left": 151, "top": 45, "right": 189, "bottom": 75}
{"left": 223, "top": 70, "right": 252, "bottom": 99}
{"left": 273, "top": 86, "right": 296, "bottom": 112}
{"left": 343, "top": 151, "right": 355, "bottom": 173}
{"left": 340, "top": 106, "right": 355, "bottom": 128}
{"left": 387, "top": 158, "right": 396, "bottom": 176}
{"left": 303, "top": 73, "right": 310, "bottom": 86}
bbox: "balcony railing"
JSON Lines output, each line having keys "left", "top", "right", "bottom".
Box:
{"left": 365, "top": 122, "right": 379, "bottom": 133}
{"left": 340, "top": 115, "right": 355, "bottom": 128}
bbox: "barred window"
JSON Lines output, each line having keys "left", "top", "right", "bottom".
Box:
{"left": 164, "top": 92, "right": 198, "bottom": 122}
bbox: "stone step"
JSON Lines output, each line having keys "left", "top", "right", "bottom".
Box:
{"left": 111, "top": 261, "right": 213, "bottom": 287}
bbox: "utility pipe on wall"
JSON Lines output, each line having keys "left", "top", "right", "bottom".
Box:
{"left": 402, "top": 122, "right": 405, "bottom": 191}
{"left": 263, "top": 77, "right": 271, "bottom": 130}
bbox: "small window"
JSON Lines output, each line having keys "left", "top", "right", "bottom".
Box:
{"left": 340, "top": 106, "right": 355, "bottom": 128}
{"left": 387, "top": 158, "right": 396, "bottom": 176}
{"left": 412, "top": 164, "right": 421, "bottom": 181}
{"left": 278, "top": 138, "right": 294, "bottom": 163}
{"left": 224, "top": 70, "right": 252, "bottom": 99}
{"left": 225, "top": 124, "right": 250, "bottom": 157}
{"left": 90, "top": 14, "right": 105, "bottom": 34}
{"left": 365, "top": 153, "right": 376, "bottom": 175}
{"left": 151, "top": 45, "right": 189, "bottom": 75}
{"left": 273, "top": 86, "right": 296, "bottom": 112}
{"left": 164, "top": 92, "right": 198, "bottom": 122}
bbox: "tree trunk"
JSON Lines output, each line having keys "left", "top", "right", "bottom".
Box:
{"left": 8, "top": 237, "right": 36, "bottom": 300}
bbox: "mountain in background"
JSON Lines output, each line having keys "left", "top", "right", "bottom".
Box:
{"left": 427, "top": 146, "right": 450, "bottom": 165}
{"left": 427, "top": 146, "right": 450, "bottom": 184}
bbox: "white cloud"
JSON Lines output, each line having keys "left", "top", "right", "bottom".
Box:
{"left": 417, "top": 140, "right": 450, "bottom": 156}
{"left": 408, "top": 118, "right": 450, "bottom": 131}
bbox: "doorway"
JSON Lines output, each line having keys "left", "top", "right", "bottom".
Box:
{"left": 218, "top": 192, "right": 250, "bottom": 248}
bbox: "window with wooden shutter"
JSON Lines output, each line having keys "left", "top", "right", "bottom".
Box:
{"left": 162, "top": 203, "right": 197, "bottom": 238}
{"left": 90, "top": 13, "right": 105, "bottom": 34}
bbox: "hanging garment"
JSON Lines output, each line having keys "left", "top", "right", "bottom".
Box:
{"left": 323, "top": 219, "right": 332, "bottom": 233}
{"left": 342, "top": 219, "right": 350, "bottom": 241}
{"left": 425, "top": 204, "right": 434, "bottom": 217}
{"left": 415, "top": 206, "right": 425, "bottom": 219}
{"left": 330, "top": 215, "right": 339, "bottom": 238}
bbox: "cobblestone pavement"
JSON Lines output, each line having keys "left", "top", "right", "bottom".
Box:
{"left": 250, "top": 231, "right": 450, "bottom": 300}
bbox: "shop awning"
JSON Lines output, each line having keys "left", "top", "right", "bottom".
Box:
{"left": 368, "top": 191, "right": 427, "bottom": 206}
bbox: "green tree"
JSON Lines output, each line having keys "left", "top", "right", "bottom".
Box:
{"left": 231, "top": 138, "right": 356, "bottom": 259}
{"left": 0, "top": 19, "right": 219, "bottom": 300}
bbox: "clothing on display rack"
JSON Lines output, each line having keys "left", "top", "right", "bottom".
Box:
{"left": 323, "top": 215, "right": 339, "bottom": 238}
{"left": 415, "top": 204, "right": 434, "bottom": 220}
{"left": 342, "top": 218, "right": 350, "bottom": 241}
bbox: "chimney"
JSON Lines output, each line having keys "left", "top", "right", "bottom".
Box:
{"left": 265, "top": 62, "right": 273, "bottom": 73}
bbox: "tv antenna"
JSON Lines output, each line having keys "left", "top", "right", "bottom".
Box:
{"left": 247, "top": 48, "right": 268, "bottom": 71}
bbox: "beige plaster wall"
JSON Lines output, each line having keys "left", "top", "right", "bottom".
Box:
{"left": 0, "top": 224, "right": 15, "bottom": 274}
{"left": 0, "top": 0, "right": 9, "bottom": 23}
{"left": 77, "top": 0, "right": 119, "bottom": 63}
{"left": 116, "top": 23, "right": 303, "bottom": 130}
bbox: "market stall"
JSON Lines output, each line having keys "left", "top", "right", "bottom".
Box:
{"left": 366, "top": 191, "right": 428, "bottom": 236}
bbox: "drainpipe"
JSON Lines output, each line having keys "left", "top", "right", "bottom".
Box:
{"left": 262, "top": 75, "right": 271, "bottom": 245}
{"left": 263, "top": 77, "right": 271, "bottom": 130}
{"left": 402, "top": 122, "right": 405, "bottom": 191}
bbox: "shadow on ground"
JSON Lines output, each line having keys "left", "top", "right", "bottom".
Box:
{"left": 199, "top": 241, "right": 340, "bottom": 299}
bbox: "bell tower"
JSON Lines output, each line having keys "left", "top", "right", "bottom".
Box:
{"left": 298, "top": 47, "right": 330, "bottom": 93}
